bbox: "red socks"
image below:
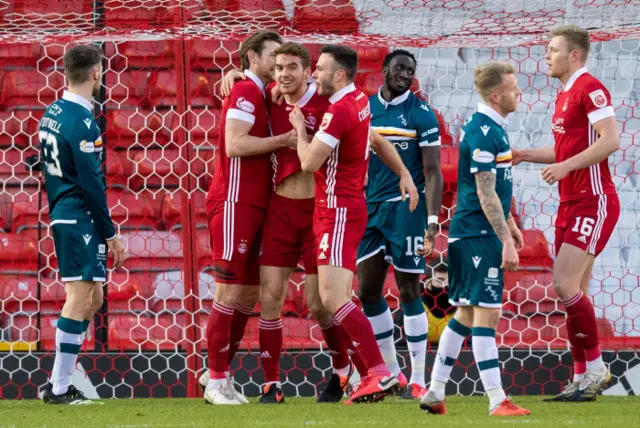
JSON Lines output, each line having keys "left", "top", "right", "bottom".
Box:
{"left": 206, "top": 301, "right": 234, "bottom": 379}
{"left": 334, "top": 302, "right": 386, "bottom": 374}
{"left": 226, "top": 304, "right": 254, "bottom": 370}
{"left": 562, "top": 291, "right": 602, "bottom": 366}
{"left": 319, "top": 318, "right": 350, "bottom": 371}
{"left": 259, "top": 317, "right": 284, "bottom": 384}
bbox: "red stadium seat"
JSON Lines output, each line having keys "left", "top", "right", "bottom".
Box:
{"left": 0, "top": 147, "right": 39, "bottom": 187}
{"left": 111, "top": 41, "right": 177, "bottom": 70}
{"left": 149, "top": 70, "right": 222, "bottom": 108}
{"left": 7, "top": 314, "right": 70, "bottom": 351}
{"left": 107, "top": 189, "right": 165, "bottom": 230}
{"left": 108, "top": 270, "right": 156, "bottom": 312}
{"left": 127, "top": 148, "right": 186, "bottom": 189}
{"left": 106, "top": 109, "right": 170, "bottom": 149}
{"left": 202, "top": 0, "right": 288, "bottom": 27}
{"left": 433, "top": 108, "right": 453, "bottom": 146}
{"left": 171, "top": 108, "right": 221, "bottom": 148}
{"left": 511, "top": 279, "right": 560, "bottom": 316}
{"left": 105, "top": 70, "right": 152, "bottom": 108}
{"left": 0, "top": 231, "right": 37, "bottom": 275}
{"left": 518, "top": 229, "right": 553, "bottom": 268}
{"left": 3, "top": 0, "right": 93, "bottom": 28}
{"left": 191, "top": 40, "right": 241, "bottom": 70}
{"left": 0, "top": 110, "right": 42, "bottom": 148}
{"left": 108, "top": 313, "right": 182, "bottom": 350}
{"left": 162, "top": 191, "right": 208, "bottom": 227}
{"left": 0, "top": 70, "right": 64, "bottom": 109}
{"left": 0, "top": 43, "right": 40, "bottom": 68}
{"left": 10, "top": 194, "right": 48, "bottom": 235}
{"left": 293, "top": 0, "right": 357, "bottom": 33}
{"left": 121, "top": 230, "right": 183, "bottom": 270}
{"left": 440, "top": 145, "right": 458, "bottom": 185}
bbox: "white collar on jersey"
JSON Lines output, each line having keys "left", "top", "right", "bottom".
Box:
{"left": 563, "top": 66, "right": 588, "bottom": 92}
{"left": 244, "top": 69, "right": 265, "bottom": 93}
{"left": 478, "top": 103, "right": 509, "bottom": 127}
{"left": 287, "top": 82, "right": 317, "bottom": 108}
{"left": 329, "top": 82, "right": 356, "bottom": 104}
{"left": 62, "top": 90, "right": 93, "bottom": 112}
{"left": 377, "top": 87, "right": 410, "bottom": 107}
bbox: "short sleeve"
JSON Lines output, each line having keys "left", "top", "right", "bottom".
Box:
{"left": 467, "top": 127, "right": 498, "bottom": 175}
{"left": 415, "top": 101, "right": 441, "bottom": 147}
{"left": 315, "top": 104, "right": 347, "bottom": 148}
{"left": 580, "top": 80, "right": 615, "bottom": 125}
{"left": 226, "top": 84, "right": 262, "bottom": 125}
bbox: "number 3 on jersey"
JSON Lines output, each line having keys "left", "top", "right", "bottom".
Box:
{"left": 39, "top": 131, "right": 63, "bottom": 177}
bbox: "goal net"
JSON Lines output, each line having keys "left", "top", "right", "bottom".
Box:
{"left": 0, "top": 0, "right": 638, "bottom": 399}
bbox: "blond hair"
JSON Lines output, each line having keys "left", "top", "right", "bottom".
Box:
{"left": 474, "top": 61, "right": 516, "bottom": 100}
{"left": 550, "top": 25, "right": 591, "bottom": 61}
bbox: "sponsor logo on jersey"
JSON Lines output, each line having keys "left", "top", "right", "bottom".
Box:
{"left": 320, "top": 113, "right": 333, "bottom": 130}
{"left": 358, "top": 103, "right": 371, "bottom": 122}
{"left": 472, "top": 256, "right": 482, "bottom": 268}
{"left": 427, "top": 127, "right": 438, "bottom": 135}
{"left": 236, "top": 97, "right": 255, "bottom": 113}
{"left": 98, "top": 244, "right": 106, "bottom": 254}
{"left": 472, "top": 149, "right": 495, "bottom": 164}
{"left": 83, "top": 234, "right": 92, "bottom": 245}
{"left": 589, "top": 89, "right": 607, "bottom": 108}
{"left": 551, "top": 118, "right": 565, "bottom": 134}
{"left": 413, "top": 256, "right": 421, "bottom": 266}
{"left": 83, "top": 118, "right": 92, "bottom": 129}
{"left": 578, "top": 235, "right": 588, "bottom": 244}
{"left": 488, "top": 267, "right": 499, "bottom": 278}
{"left": 237, "top": 240, "right": 248, "bottom": 254}
{"left": 260, "top": 351, "right": 272, "bottom": 358}
{"left": 80, "top": 140, "right": 95, "bottom": 153}
{"left": 420, "top": 103, "right": 429, "bottom": 112}
{"left": 480, "top": 125, "right": 491, "bottom": 136}
{"left": 318, "top": 252, "right": 327, "bottom": 260}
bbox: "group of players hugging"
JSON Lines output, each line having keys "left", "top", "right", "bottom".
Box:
{"left": 37, "top": 23, "right": 620, "bottom": 416}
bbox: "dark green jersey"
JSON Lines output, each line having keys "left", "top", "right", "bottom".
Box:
{"left": 39, "top": 91, "right": 115, "bottom": 240}
{"left": 449, "top": 103, "right": 513, "bottom": 239}
{"left": 367, "top": 90, "right": 440, "bottom": 203}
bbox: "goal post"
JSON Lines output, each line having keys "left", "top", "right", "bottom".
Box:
{"left": 0, "top": 0, "right": 638, "bottom": 399}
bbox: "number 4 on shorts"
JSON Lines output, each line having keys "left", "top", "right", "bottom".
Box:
{"left": 318, "top": 233, "right": 329, "bottom": 260}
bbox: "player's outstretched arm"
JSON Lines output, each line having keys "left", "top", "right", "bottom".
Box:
{"left": 69, "top": 123, "right": 116, "bottom": 243}
{"left": 369, "top": 130, "right": 418, "bottom": 211}
{"left": 476, "top": 171, "right": 519, "bottom": 271}
{"left": 290, "top": 105, "right": 333, "bottom": 173}
{"left": 512, "top": 146, "right": 555, "bottom": 165}
{"left": 225, "top": 118, "right": 296, "bottom": 158}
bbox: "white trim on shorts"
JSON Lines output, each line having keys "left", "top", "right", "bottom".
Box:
{"left": 93, "top": 277, "right": 106, "bottom": 282}
{"left": 355, "top": 245, "right": 386, "bottom": 266}
{"left": 61, "top": 276, "right": 83, "bottom": 281}
{"left": 50, "top": 219, "right": 78, "bottom": 226}
{"left": 392, "top": 263, "right": 425, "bottom": 274}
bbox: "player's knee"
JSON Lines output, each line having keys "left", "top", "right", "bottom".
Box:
{"left": 399, "top": 286, "right": 421, "bottom": 304}
{"left": 552, "top": 271, "right": 574, "bottom": 301}
{"left": 308, "top": 300, "right": 332, "bottom": 325}
{"left": 90, "top": 287, "right": 104, "bottom": 313}
{"left": 357, "top": 286, "right": 382, "bottom": 307}
{"left": 260, "top": 288, "right": 284, "bottom": 319}
{"left": 238, "top": 286, "right": 261, "bottom": 309}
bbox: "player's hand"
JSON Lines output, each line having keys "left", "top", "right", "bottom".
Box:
{"left": 501, "top": 240, "right": 519, "bottom": 272}
{"left": 282, "top": 129, "right": 298, "bottom": 149}
{"left": 541, "top": 162, "right": 569, "bottom": 185}
{"left": 272, "top": 85, "right": 285, "bottom": 105}
{"left": 399, "top": 171, "right": 419, "bottom": 212}
{"left": 289, "top": 105, "right": 306, "bottom": 134}
{"left": 417, "top": 226, "right": 436, "bottom": 257}
{"left": 220, "top": 69, "right": 246, "bottom": 97}
{"left": 510, "top": 226, "right": 524, "bottom": 251}
{"left": 511, "top": 148, "right": 524, "bottom": 166}
{"left": 107, "top": 237, "right": 125, "bottom": 270}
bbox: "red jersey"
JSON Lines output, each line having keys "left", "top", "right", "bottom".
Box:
{"left": 552, "top": 67, "right": 617, "bottom": 203}
{"left": 314, "top": 83, "right": 371, "bottom": 209}
{"left": 207, "top": 70, "right": 271, "bottom": 208}
{"left": 267, "top": 82, "right": 330, "bottom": 188}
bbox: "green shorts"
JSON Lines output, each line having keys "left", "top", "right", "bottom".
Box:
{"left": 51, "top": 219, "right": 108, "bottom": 282}
{"left": 356, "top": 196, "right": 427, "bottom": 273}
{"left": 447, "top": 236, "right": 504, "bottom": 308}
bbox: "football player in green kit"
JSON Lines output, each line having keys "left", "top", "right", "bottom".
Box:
{"left": 39, "top": 44, "right": 125, "bottom": 405}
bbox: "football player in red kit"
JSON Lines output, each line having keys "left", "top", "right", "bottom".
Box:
{"left": 290, "top": 45, "right": 416, "bottom": 403}
{"left": 513, "top": 25, "right": 620, "bottom": 402}
{"left": 203, "top": 30, "right": 297, "bottom": 405}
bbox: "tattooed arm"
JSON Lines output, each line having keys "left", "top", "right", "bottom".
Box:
{"left": 475, "top": 171, "right": 519, "bottom": 271}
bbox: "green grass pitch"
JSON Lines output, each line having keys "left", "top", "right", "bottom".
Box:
{"left": 1, "top": 396, "right": 639, "bottom": 427}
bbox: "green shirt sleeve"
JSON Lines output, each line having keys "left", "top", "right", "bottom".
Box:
{"left": 467, "top": 126, "right": 499, "bottom": 175}
{"left": 415, "top": 101, "right": 441, "bottom": 147}
{"left": 68, "top": 119, "right": 116, "bottom": 240}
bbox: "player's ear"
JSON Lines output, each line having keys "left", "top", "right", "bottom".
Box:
{"left": 248, "top": 50, "right": 259, "bottom": 66}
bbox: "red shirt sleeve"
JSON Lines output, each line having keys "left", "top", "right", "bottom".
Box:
{"left": 226, "top": 83, "right": 262, "bottom": 125}
{"left": 580, "top": 79, "right": 615, "bottom": 125}
{"left": 314, "top": 104, "right": 347, "bottom": 148}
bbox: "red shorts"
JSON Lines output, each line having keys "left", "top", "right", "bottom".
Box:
{"left": 259, "top": 194, "right": 317, "bottom": 274}
{"left": 555, "top": 194, "right": 620, "bottom": 257}
{"left": 207, "top": 200, "right": 265, "bottom": 285}
{"left": 314, "top": 206, "right": 368, "bottom": 273}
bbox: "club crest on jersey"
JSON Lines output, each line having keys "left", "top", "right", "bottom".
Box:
{"left": 236, "top": 97, "right": 255, "bottom": 113}
{"left": 589, "top": 89, "right": 607, "bottom": 108}
{"left": 305, "top": 115, "right": 317, "bottom": 130}
{"left": 320, "top": 113, "right": 333, "bottom": 131}
{"left": 472, "top": 148, "right": 495, "bottom": 164}
{"left": 79, "top": 140, "right": 95, "bottom": 153}
{"left": 398, "top": 114, "right": 408, "bottom": 126}
{"left": 238, "top": 240, "right": 248, "bottom": 255}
